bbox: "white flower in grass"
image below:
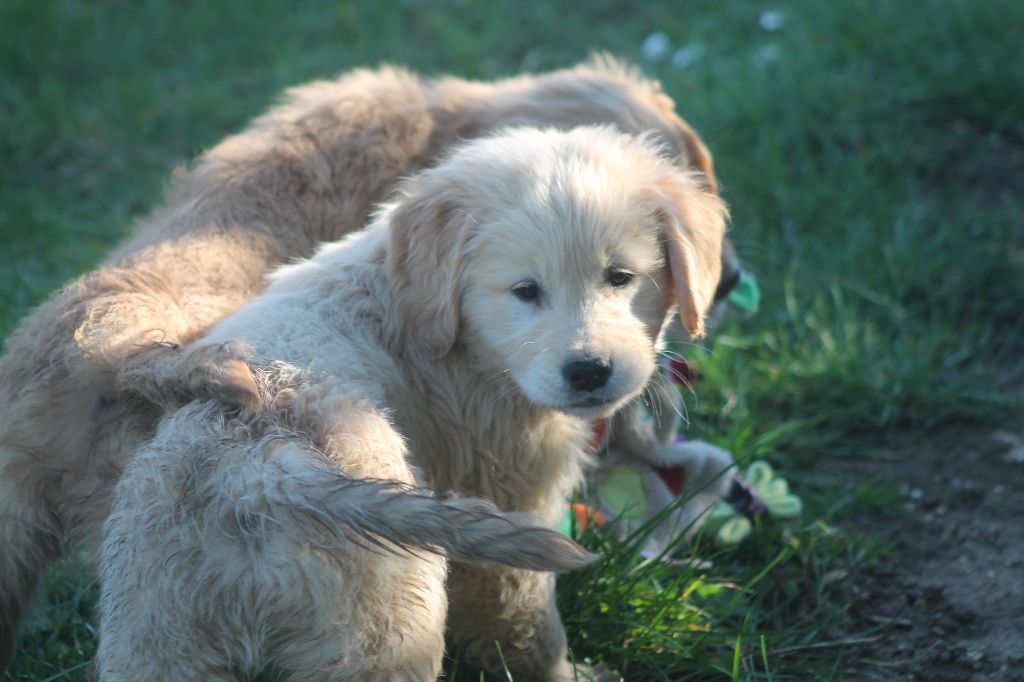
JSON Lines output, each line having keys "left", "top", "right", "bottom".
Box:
{"left": 671, "top": 43, "right": 705, "bottom": 70}
{"left": 759, "top": 10, "right": 785, "bottom": 31}
{"left": 641, "top": 32, "right": 670, "bottom": 63}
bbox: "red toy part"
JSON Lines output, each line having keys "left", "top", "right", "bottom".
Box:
{"left": 588, "top": 418, "right": 608, "bottom": 452}
{"left": 667, "top": 356, "right": 698, "bottom": 387}
{"left": 654, "top": 465, "right": 687, "bottom": 497}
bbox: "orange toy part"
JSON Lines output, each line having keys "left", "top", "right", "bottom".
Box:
{"left": 571, "top": 502, "right": 606, "bottom": 531}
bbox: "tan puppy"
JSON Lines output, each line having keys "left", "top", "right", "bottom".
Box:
{"left": 0, "top": 57, "right": 721, "bottom": 666}
{"left": 96, "top": 126, "right": 726, "bottom": 681}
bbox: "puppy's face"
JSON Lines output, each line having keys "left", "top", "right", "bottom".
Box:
{"left": 459, "top": 195, "right": 668, "bottom": 418}
{"left": 387, "top": 127, "right": 727, "bottom": 419}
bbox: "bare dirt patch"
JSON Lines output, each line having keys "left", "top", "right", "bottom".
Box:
{"left": 837, "top": 425, "right": 1024, "bottom": 680}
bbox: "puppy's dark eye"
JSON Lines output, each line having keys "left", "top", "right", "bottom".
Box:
{"left": 512, "top": 280, "right": 540, "bottom": 302}
{"left": 608, "top": 270, "right": 635, "bottom": 288}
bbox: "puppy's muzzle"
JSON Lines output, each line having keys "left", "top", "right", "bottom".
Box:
{"left": 562, "top": 357, "right": 612, "bottom": 393}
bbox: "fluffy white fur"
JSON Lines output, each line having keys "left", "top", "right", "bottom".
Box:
{"left": 97, "top": 126, "right": 727, "bottom": 680}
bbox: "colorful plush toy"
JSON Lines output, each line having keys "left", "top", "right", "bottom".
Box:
{"left": 585, "top": 371, "right": 755, "bottom": 554}
{"left": 567, "top": 273, "right": 801, "bottom": 553}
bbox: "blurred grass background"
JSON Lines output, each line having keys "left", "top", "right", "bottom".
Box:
{"left": 2, "top": 0, "right": 1022, "bottom": 679}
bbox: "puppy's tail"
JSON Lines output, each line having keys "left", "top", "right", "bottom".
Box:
{"left": 219, "top": 440, "right": 595, "bottom": 573}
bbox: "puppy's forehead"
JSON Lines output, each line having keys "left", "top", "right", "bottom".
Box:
{"left": 475, "top": 160, "right": 665, "bottom": 275}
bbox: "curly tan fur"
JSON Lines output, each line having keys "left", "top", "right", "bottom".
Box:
{"left": 0, "top": 57, "right": 722, "bottom": 667}
{"left": 97, "top": 126, "right": 726, "bottom": 680}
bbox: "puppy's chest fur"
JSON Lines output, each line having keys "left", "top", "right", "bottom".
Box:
{"left": 391, "top": 373, "right": 591, "bottom": 519}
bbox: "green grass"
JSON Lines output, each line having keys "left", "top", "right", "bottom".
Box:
{"left": 3, "top": 0, "right": 1022, "bottom": 679}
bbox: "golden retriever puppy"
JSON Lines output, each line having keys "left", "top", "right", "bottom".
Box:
{"left": 96, "top": 126, "right": 727, "bottom": 681}
{"left": 0, "top": 57, "right": 723, "bottom": 666}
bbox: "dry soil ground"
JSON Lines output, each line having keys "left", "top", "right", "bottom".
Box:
{"left": 839, "top": 424, "right": 1024, "bottom": 681}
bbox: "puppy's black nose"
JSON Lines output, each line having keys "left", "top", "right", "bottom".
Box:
{"left": 562, "top": 357, "right": 612, "bottom": 392}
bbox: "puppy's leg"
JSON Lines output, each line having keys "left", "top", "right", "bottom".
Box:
{"left": 0, "top": 468, "right": 63, "bottom": 669}
{"left": 448, "top": 563, "right": 577, "bottom": 681}
{"left": 0, "top": 348, "right": 157, "bottom": 670}
{"left": 0, "top": 268, "right": 201, "bottom": 669}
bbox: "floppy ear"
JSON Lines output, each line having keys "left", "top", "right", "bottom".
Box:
{"left": 640, "top": 80, "right": 720, "bottom": 193}
{"left": 385, "top": 182, "right": 472, "bottom": 357}
{"left": 648, "top": 174, "right": 728, "bottom": 338}
{"left": 670, "top": 114, "right": 719, "bottom": 194}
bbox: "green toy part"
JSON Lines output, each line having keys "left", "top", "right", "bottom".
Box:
{"left": 700, "top": 460, "right": 803, "bottom": 548}
{"left": 744, "top": 461, "right": 803, "bottom": 519}
{"left": 703, "top": 501, "right": 753, "bottom": 547}
{"left": 557, "top": 509, "right": 575, "bottom": 537}
{"left": 597, "top": 466, "right": 649, "bottom": 521}
{"left": 728, "top": 272, "right": 760, "bottom": 313}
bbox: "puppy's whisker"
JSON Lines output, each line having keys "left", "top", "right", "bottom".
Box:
{"left": 644, "top": 273, "right": 662, "bottom": 294}
{"left": 486, "top": 367, "right": 512, "bottom": 383}
{"left": 485, "top": 370, "right": 519, "bottom": 401}
{"left": 663, "top": 387, "right": 688, "bottom": 419}
{"left": 663, "top": 366, "right": 693, "bottom": 388}
{"left": 646, "top": 391, "right": 663, "bottom": 423}
{"left": 452, "top": 207, "right": 481, "bottom": 227}
{"left": 665, "top": 340, "right": 719, "bottom": 363}
{"left": 493, "top": 381, "right": 521, "bottom": 405}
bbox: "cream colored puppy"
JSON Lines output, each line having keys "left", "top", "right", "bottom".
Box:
{"left": 0, "top": 60, "right": 723, "bottom": 664}
{"left": 96, "top": 126, "right": 726, "bottom": 681}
